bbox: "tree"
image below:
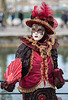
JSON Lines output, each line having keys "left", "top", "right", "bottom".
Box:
{"left": 0, "top": 0, "right": 7, "bottom": 24}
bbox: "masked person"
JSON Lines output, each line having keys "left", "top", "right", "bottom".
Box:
{"left": 1, "top": 2, "right": 65, "bottom": 100}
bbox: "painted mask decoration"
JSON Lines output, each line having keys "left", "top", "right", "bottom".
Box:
{"left": 31, "top": 24, "right": 45, "bottom": 41}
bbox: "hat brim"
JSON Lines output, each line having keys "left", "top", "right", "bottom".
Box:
{"left": 25, "top": 19, "right": 56, "bottom": 35}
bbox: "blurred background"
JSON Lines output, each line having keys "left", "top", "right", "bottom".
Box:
{"left": 0, "top": 0, "right": 68, "bottom": 100}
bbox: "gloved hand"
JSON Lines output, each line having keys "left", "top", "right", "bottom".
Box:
{"left": 1, "top": 81, "right": 15, "bottom": 92}
{"left": 53, "top": 68, "right": 65, "bottom": 89}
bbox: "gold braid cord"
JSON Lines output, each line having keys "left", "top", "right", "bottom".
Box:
{"left": 17, "top": 50, "right": 44, "bottom": 93}
{"left": 24, "top": 36, "right": 55, "bottom": 58}
{"left": 25, "top": 18, "right": 56, "bottom": 35}
{"left": 17, "top": 36, "right": 55, "bottom": 93}
{"left": 23, "top": 49, "right": 34, "bottom": 79}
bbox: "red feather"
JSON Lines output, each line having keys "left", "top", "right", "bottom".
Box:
{"left": 40, "top": 2, "right": 54, "bottom": 18}
{"left": 4, "top": 58, "right": 22, "bottom": 84}
{"left": 32, "top": 2, "right": 54, "bottom": 19}
{"left": 32, "top": 6, "right": 39, "bottom": 17}
{"left": 31, "top": 2, "right": 58, "bottom": 28}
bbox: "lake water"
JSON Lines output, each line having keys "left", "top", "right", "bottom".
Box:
{"left": 0, "top": 47, "right": 68, "bottom": 100}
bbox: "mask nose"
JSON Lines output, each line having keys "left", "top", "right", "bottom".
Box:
{"left": 34, "top": 32, "right": 38, "bottom": 35}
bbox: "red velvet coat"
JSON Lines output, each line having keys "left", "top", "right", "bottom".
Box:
{"left": 16, "top": 36, "right": 59, "bottom": 93}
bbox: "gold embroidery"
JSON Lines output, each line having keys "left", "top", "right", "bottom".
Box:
{"left": 45, "top": 58, "right": 48, "bottom": 80}
{"left": 32, "top": 41, "right": 37, "bottom": 46}
{"left": 47, "top": 41, "right": 52, "bottom": 56}
{"left": 17, "top": 50, "right": 43, "bottom": 93}
{"left": 23, "top": 49, "right": 34, "bottom": 78}
{"left": 51, "top": 38, "right": 55, "bottom": 45}
{"left": 17, "top": 80, "right": 43, "bottom": 93}
{"left": 23, "top": 36, "right": 55, "bottom": 58}
{"left": 25, "top": 18, "right": 56, "bottom": 35}
{"left": 20, "top": 36, "right": 56, "bottom": 92}
{"left": 45, "top": 56, "right": 55, "bottom": 89}
{"left": 40, "top": 61, "right": 44, "bottom": 81}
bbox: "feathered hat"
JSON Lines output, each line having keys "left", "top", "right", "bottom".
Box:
{"left": 25, "top": 2, "right": 58, "bottom": 35}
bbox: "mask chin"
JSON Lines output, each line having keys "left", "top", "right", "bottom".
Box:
{"left": 33, "top": 32, "right": 44, "bottom": 41}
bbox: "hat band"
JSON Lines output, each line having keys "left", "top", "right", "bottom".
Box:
{"left": 31, "top": 16, "right": 54, "bottom": 28}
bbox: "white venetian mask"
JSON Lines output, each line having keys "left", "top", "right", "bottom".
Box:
{"left": 32, "top": 32, "right": 44, "bottom": 41}
{"left": 31, "top": 24, "right": 45, "bottom": 41}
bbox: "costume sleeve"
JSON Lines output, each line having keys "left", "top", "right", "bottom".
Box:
{"left": 1, "top": 44, "right": 26, "bottom": 92}
{"left": 1, "top": 81, "right": 15, "bottom": 92}
{"left": 15, "top": 43, "right": 27, "bottom": 59}
{"left": 51, "top": 49, "right": 58, "bottom": 69}
{"left": 51, "top": 43, "right": 65, "bottom": 89}
{"left": 15, "top": 43, "right": 31, "bottom": 78}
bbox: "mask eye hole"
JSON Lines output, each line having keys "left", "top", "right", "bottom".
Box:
{"left": 38, "top": 29, "right": 42, "bottom": 32}
{"left": 32, "top": 28, "right": 35, "bottom": 31}
{"left": 31, "top": 28, "right": 36, "bottom": 34}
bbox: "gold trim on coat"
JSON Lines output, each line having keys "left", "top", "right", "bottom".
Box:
{"left": 18, "top": 37, "right": 56, "bottom": 93}
{"left": 23, "top": 49, "right": 33, "bottom": 78}
{"left": 17, "top": 50, "right": 43, "bottom": 93}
